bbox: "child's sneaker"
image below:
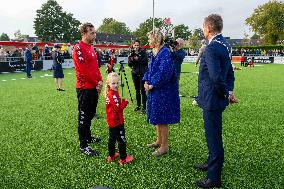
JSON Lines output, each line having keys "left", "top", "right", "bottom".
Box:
{"left": 118, "top": 155, "right": 134, "bottom": 165}
{"left": 107, "top": 152, "right": 119, "bottom": 162}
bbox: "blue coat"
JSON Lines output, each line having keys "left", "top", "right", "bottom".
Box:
{"left": 24, "top": 49, "right": 32, "bottom": 63}
{"left": 197, "top": 34, "right": 235, "bottom": 110}
{"left": 143, "top": 46, "right": 180, "bottom": 125}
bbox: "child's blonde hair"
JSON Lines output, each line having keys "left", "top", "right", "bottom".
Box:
{"left": 103, "top": 72, "right": 120, "bottom": 98}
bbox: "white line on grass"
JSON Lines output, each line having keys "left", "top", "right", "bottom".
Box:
{"left": 11, "top": 79, "right": 16, "bottom": 81}
{"left": 2, "top": 80, "right": 7, "bottom": 82}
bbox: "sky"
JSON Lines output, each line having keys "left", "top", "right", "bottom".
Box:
{"left": 0, "top": 0, "right": 270, "bottom": 40}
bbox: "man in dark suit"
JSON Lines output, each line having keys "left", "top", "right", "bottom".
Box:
{"left": 195, "top": 14, "right": 238, "bottom": 188}
{"left": 24, "top": 44, "right": 33, "bottom": 78}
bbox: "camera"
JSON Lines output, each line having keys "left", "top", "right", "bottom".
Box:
{"left": 164, "top": 36, "right": 178, "bottom": 49}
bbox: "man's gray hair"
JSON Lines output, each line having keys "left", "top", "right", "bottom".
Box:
{"left": 204, "top": 14, "right": 223, "bottom": 33}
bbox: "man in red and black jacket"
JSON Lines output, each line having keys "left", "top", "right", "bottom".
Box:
{"left": 72, "top": 23, "right": 103, "bottom": 157}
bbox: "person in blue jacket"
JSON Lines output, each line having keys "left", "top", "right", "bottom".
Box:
{"left": 24, "top": 44, "right": 33, "bottom": 78}
{"left": 195, "top": 14, "right": 238, "bottom": 188}
{"left": 172, "top": 38, "right": 186, "bottom": 82}
{"left": 52, "top": 44, "right": 65, "bottom": 91}
{"left": 143, "top": 29, "right": 180, "bottom": 157}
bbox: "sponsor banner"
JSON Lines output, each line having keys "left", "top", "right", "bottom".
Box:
{"left": 184, "top": 56, "right": 197, "bottom": 63}
{"left": 62, "top": 59, "right": 74, "bottom": 68}
{"left": 232, "top": 56, "right": 241, "bottom": 63}
{"left": 244, "top": 56, "right": 273, "bottom": 64}
{"left": 274, "top": 57, "right": 284, "bottom": 64}
{"left": 0, "top": 59, "right": 43, "bottom": 73}
{"left": 42, "top": 59, "right": 74, "bottom": 70}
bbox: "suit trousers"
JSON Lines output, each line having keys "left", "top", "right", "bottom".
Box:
{"left": 26, "top": 62, "right": 32, "bottom": 77}
{"left": 77, "top": 88, "right": 98, "bottom": 148}
{"left": 203, "top": 109, "right": 224, "bottom": 181}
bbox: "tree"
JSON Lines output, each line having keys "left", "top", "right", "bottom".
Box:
{"left": 192, "top": 28, "right": 204, "bottom": 40}
{"left": 97, "top": 18, "right": 131, "bottom": 35}
{"left": 187, "top": 28, "right": 204, "bottom": 49}
{"left": 242, "top": 32, "right": 250, "bottom": 45}
{"left": 251, "top": 33, "right": 260, "bottom": 40}
{"left": 13, "top": 30, "right": 29, "bottom": 41}
{"left": 174, "top": 24, "right": 191, "bottom": 40}
{"left": 34, "top": 0, "right": 81, "bottom": 42}
{"left": 0, "top": 33, "right": 10, "bottom": 41}
{"left": 134, "top": 17, "right": 168, "bottom": 45}
{"left": 245, "top": 0, "right": 284, "bottom": 44}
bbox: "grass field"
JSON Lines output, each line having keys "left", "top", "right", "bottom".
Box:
{"left": 0, "top": 63, "right": 283, "bottom": 189}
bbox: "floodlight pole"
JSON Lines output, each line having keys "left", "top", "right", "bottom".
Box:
{"left": 152, "top": 0, "right": 155, "bottom": 31}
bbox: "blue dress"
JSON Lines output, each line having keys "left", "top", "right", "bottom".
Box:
{"left": 52, "top": 51, "right": 64, "bottom": 78}
{"left": 143, "top": 46, "right": 180, "bottom": 125}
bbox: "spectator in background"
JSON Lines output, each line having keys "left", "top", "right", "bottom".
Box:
{"left": 0, "top": 47, "right": 6, "bottom": 61}
{"left": 196, "top": 39, "right": 207, "bottom": 67}
{"left": 106, "top": 53, "right": 115, "bottom": 74}
{"left": 61, "top": 43, "right": 70, "bottom": 59}
{"left": 95, "top": 48, "right": 102, "bottom": 68}
{"left": 67, "top": 43, "right": 73, "bottom": 57}
{"left": 43, "top": 44, "right": 51, "bottom": 60}
{"left": 240, "top": 52, "right": 245, "bottom": 66}
{"left": 24, "top": 44, "right": 33, "bottom": 78}
{"left": 128, "top": 40, "right": 148, "bottom": 114}
{"left": 52, "top": 44, "right": 65, "bottom": 91}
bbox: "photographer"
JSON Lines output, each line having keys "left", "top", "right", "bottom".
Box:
{"left": 171, "top": 38, "right": 186, "bottom": 82}
{"left": 128, "top": 40, "right": 148, "bottom": 113}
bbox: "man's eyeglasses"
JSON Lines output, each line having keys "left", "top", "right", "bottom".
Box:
{"left": 133, "top": 45, "right": 139, "bottom": 47}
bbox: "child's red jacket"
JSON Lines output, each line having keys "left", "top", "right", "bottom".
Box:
{"left": 106, "top": 89, "right": 128, "bottom": 127}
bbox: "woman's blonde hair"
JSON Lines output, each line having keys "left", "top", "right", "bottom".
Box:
{"left": 103, "top": 72, "right": 120, "bottom": 98}
{"left": 147, "top": 29, "right": 164, "bottom": 48}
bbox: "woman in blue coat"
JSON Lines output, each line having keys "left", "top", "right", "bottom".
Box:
{"left": 143, "top": 30, "right": 180, "bottom": 157}
{"left": 52, "top": 45, "right": 65, "bottom": 91}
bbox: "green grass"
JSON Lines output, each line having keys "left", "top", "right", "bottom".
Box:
{"left": 0, "top": 63, "right": 283, "bottom": 189}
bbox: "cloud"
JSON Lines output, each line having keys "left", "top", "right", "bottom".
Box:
{"left": 0, "top": 0, "right": 269, "bottom": 39}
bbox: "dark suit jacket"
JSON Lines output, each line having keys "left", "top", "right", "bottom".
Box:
{"left": 197, "top": 34, "right": 235, "bottom": 111}
{"left": 24, "top": 49, "right": 32, "bottom": 63}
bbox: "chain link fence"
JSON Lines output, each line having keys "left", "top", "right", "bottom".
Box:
{"left": 179, "top": 71, "right": 199, "bottom": 98}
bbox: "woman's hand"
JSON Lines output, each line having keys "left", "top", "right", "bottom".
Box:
{"left": 144, "top": 81, "right": 153, "bottom": 91}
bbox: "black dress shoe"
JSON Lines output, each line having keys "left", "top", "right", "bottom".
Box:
{"left": 194, "top": 163, "right": 208, "bottom": 171}
{"left": 195, "top": 178, "right": 221, "bottom": 188}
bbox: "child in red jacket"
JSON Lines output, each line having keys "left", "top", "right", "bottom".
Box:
{"left": 104, "top": 72, "right": 134, "bottom": 165}
{"left": 106, "top": 54, "right": 115, "bottom": 74}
